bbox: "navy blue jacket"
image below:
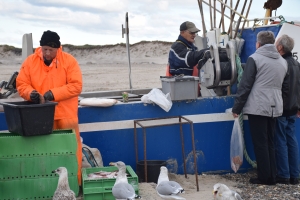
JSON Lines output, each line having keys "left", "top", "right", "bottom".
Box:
{"left": 168, "top": 35, "right": 209, "bottom": 75}
{"left": 281, "top": 52, "right": 300, "bottom": 116}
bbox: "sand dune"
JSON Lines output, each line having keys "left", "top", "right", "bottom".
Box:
{"left": 0, "top": 41, "right": 172, "bottom": 92}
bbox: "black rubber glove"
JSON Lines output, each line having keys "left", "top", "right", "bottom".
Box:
{"left": 43, "top": 90, "right": 54, "bottom": 101}
{"left": 30, "top": 90, "right": 40, "bottom": 104}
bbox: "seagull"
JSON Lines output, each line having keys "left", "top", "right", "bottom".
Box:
{"left": 109, "top": 161, "right": 141, "bottom": 200}
{"left": 156, "top": 166, "right": 185, "bottom": 200}
{"left": 213, "top": 183, "right": 243, "bottom": 200}
{"left": 52, "top": 167, "right": 76, "bottom": 200}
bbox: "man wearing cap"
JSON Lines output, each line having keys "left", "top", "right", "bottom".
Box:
{"left": 168, "top": 21, "right": 209, "bottom": 76}
{"left": 16, "top": 30, "right": 83, "bottom": 185}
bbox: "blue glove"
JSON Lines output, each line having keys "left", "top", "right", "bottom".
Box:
{"left": 43, "top": 90, "right": 54, "bottom": 101}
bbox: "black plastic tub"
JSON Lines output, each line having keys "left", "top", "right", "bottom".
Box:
{"left": 0, "top": 101, "right": 57, "bottom": 136}
{"left": 136, "top": 160, "right": 166, "bottom": 183}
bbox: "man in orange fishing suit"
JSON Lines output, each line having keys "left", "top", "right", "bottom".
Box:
{"left": 16, "top": 30, "right": 83, "bottom": 185}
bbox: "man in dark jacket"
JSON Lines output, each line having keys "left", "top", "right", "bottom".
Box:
{"left": 168, "top": 21, "right": 209, "bottom": 75}
{"left": 232, "top": 31, "right": 288, "bottom": 185}
{"left": 274, "top": 34, "right": 300, "bottom": 185}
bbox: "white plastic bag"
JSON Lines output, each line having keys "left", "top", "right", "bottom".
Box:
{"left": 230, "top": 118, "right": 244, "bottom": 173}
{"left": 141, "top": 88, "right": 172, "bottom": 112}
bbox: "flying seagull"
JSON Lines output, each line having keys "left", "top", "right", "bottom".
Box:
{"left": 109, "top": 161, "right": 141, "bottom": 200}
{"left": 213, "top": 183, "right": 243, "bottom": 200}
{"left": 52, "top": 167, "right": 76, "bottom": 200}
{"left": 156, "top": 166, "right": 185, "bottom": 200}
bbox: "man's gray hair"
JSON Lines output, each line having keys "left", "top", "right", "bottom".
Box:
{"left": 257, "top": 31, "right": 275, "bottom": 46}
{"left": 277, "top": 34, "right": 294, "bottom": 53}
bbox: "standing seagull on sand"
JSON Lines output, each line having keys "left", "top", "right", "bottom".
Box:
{"left": 52, "top": 167, "right": 76, "bottom": 200}
{"left": 156, "top": 166, "right": 185, "bottom": 200}
{"left": 213, "top": 183, "right": 243, "bottom": 200}
{"left": 109, "top": 161, "right": 141, "bottom": 200}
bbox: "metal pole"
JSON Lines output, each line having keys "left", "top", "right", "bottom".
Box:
{"left": 227, "top": 0, "right": 240, "bottom": 37}
{"left": 213, "top": 0, "right": 216, "bottom": 28}
{"left": 189, "top": 122, "right": 199, "bottom": 191}
{"left": 203, "top": 0, "right": 235, "bottom": 22}
{"left": 230, "top": 0, "right": 233, "bottom": 39}
{"left": 218, "top": 0, "right": 227, "bottom": 30}
{"left": 209, "top": 0, "right": 213, "bottom": 30}
{"left": 218, "top": 0, "right": 247, "bottom": 21}
{"left": 134, "top": 121, "right": 138, "bottom": 171}
{"left": 197, "top": 0, "right": 207, "bottom": 37}
{"left": 240, "top": 0, "right": 253, "bottom": 36}
{"left": 179, "top": 117, "right": 187, "bottom": 178}
{"left": 143, "top": 128, "right": 147, "bottom": 182}
{"left": 122, "top": 12, "right": 133, "bottom": 89}
{"left": 241, "top": 16, "right": 280, "bottom": 22}
{"left": 234, "top": 0, "right": 248, "bottom": 39}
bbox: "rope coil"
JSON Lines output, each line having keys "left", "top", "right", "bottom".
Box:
{"left": 235, "top": 54, "right": 257, "bottom": 168}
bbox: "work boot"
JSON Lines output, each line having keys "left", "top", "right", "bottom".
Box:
{"left": 276, "top": 176, "right": 290, "bottom": 184}
{"left": 249, "top": 178, "right": 276, "bottom": 185}
{"left": 290, "top": 178, "right": 299, "bottom": 185}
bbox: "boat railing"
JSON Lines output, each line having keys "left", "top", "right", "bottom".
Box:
{"left": 80, "top": 88, "right": 156, "bottom": 102}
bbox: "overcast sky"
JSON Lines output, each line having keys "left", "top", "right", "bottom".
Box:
{"left": 0, "top": 0, "right": 299, "bottom": 48}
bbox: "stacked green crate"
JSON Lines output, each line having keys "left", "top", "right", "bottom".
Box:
{"left": 82, "top": 165, "right": 139, "bottom": 200}
{"left": 0, "top": 129, "right": 79, "bottom": 199}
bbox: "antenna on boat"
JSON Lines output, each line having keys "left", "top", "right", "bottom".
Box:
{"left": 22, "top": 33, "right": 33, "bottom": 62}
{"left": 122, "top": 12, "right": 133, "bottom": 90}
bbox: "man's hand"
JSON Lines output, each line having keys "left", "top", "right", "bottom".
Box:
{"left": 30, "top": 90, "right": 40, "bottom": 104}
{"left": 297, "top": 110, "right": 300, "bottom": 118}
{"left": 232, "top": 113, "right": 239, "bottom": 118}
{"left": 43, "top": 90, "right": 54, "bottom": 101}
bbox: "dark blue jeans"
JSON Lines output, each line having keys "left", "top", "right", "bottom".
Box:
{"left": 275, "top": 115, "right": 300, "bottom": 179}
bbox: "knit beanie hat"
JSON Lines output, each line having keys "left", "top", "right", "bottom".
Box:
{"left": 40, "top": 30, "right": 61, "bottom": 48}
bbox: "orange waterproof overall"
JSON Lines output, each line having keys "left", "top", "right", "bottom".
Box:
{"left": 16, "top": 47, "right": 83, "bottom": 185}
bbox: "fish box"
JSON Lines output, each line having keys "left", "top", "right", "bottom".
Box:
{"left": 160, "top": 76, "right": 199, "bottom": 101}
{"left": 0, "top": 154, "right": 78, "bottom": 179}
{"left": 82, "top": 165, "right": 139, "bottom": 200}
{"left": 0, "top": 101, "right": 58, "bottom": 136}
{"left": 0, "top": 129, "right": 77, "bottom": 157}
{"left": 0, "top": 175, "right": 79, "bottom": 199}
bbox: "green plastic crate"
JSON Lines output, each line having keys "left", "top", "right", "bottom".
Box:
{"left": 0, "top": 154, "right": 78, "bottom": 179}
{"left": 82, "top": 165, "right": 139, "bottom": 200}
{"left": 0, "top": 175, "right": 79, "bottom": 199}
{"left": 0, "top": 129, "right": 77, "bottom": 157}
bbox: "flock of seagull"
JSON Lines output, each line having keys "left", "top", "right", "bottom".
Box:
{"left": 52, "top": 162, "right": 243, "bottom": 200}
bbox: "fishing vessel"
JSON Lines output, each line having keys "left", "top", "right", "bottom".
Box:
{"left": 0, "top": 0, "right": 299, "bottom": 180}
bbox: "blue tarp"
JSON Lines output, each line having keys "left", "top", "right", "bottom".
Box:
{"left": 240, "top": 26, "right": 282, "bottom": 63}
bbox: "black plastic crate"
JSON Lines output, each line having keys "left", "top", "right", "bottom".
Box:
{"left": 0, "top": 101, "right": 57, "bottom": 136}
